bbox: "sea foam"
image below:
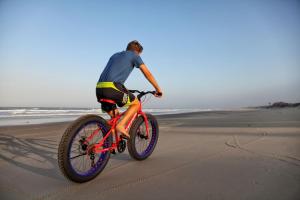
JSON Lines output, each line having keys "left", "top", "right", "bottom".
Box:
{"left": 0, "top": 107, "right": 209, "bottom": 126}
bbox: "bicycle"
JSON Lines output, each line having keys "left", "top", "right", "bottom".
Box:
{"left": 58, "top": 90, "right": 159, "bottom": 183}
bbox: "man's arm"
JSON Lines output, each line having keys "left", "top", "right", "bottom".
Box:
{"left": 139, "top": 64, "right": 162, "bottom": 96}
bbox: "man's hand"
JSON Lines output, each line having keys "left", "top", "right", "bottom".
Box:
{"left": 155, "top": 90, "right": 163, "bottom": 97}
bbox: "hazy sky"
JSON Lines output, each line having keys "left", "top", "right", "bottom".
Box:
{"left": 0, "top": 0, "right": 299, "bottom": 109}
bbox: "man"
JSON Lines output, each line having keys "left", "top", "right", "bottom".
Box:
{"left": 96, "top": 40, "right": 162, "bottom": 138}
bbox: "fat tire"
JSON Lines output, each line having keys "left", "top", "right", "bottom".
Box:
{"left": 127, "top": 113, "right": 159, "bottom": 160}
{"left": 58, "top": 114, "right": 112, "bottom": 183}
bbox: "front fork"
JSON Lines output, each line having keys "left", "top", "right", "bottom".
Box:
{"left": 125, "top": 112, "right": 150, "bottom": 139}
{"left": 140, "top": 113, "right": 150, "bottom": 139}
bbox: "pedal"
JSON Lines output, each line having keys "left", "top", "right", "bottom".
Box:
{"left": 120, "top": 135, "right": 129, "bottom": 140}
{"left": 110, "top": 149, "right": 116, "bottom": 154}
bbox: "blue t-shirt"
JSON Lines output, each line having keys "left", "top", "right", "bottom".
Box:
{"left": 98, "top": 51, "right": 144, "bottom": 84}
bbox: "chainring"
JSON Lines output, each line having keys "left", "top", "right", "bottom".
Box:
{"left": 117, "top": 139, "right": 127, "bottom": 153}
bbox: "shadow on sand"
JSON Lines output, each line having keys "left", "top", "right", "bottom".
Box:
{"left": 0, "top": 134, "right": 65, "bottom": 181}
{"left": 0, "top": 134, "right": 132, "bottom": 181}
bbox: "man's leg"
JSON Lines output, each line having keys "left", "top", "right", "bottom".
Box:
{"left": 107, "top": 108, "right": 119, "bottom": 118}
{"left": 105, "top": 108, "right": 119, "bottom": 154}
{"left": 106, "top": 108, "right": 119, "bottom": 138}
{"left": 116, "top": 98, "right": 139, "bottom": 138}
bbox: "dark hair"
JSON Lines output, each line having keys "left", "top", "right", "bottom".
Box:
{"left": 126, "top": 40, "right": 143, "bottom": 53}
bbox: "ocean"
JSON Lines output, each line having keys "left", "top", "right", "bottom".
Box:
{"left": 0, "top": 107, "right": 210, "bottom": 126}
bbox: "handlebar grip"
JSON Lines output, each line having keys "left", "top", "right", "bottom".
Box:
{"left": 156, "top": 92, "right": 162, "bottom": 96}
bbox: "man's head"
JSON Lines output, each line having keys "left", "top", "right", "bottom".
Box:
{"left": 126, "top": 40, "right": 143, "bottom": 54}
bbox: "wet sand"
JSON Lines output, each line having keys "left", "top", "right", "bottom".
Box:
{"left": 0, "top": 108, "right": 300, "bottom": 199}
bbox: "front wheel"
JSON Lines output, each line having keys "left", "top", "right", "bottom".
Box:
{"left": 127, "top": 113, "right": 159, "bottom": 160}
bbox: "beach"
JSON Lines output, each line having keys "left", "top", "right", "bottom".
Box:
{"left": 0, "top": 108, "right": 299, "bottom": 199}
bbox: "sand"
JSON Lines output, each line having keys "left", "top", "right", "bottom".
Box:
{"left": 0, "top": 108, "right": 299, "bottom": 199}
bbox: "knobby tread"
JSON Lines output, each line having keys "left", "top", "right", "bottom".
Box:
{"left": 57, "top": 114, "right": 112, "bottom": 183}
{"left": 127, "top": 113, "right": 159, "bottom": 160}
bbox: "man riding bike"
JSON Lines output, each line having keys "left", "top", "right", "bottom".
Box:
{"left": 96, "top": 40, "right": 162, "bottom": 139}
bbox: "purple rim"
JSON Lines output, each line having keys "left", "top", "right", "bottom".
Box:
{"left": 136, "top": 119, "right": 157, "bottom": 157}
{"left": 68, "top": 120, "right": 109, "bottom": 176}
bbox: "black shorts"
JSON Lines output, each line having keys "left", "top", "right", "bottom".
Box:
{"left": 96, "top": 82, "right": 136, "bottom": 112}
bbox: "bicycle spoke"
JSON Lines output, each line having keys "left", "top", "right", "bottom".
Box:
{"left": 70, "top": 153, "right": 87, "bottom": 160}
{"left": 80, "top": 153, "right": 84, "bottom": 172}
{"left": 135, "top": 121, "right": 152, "bottom": 155}
{"left": 70, "top": 149, "right": 81, "bottom": 154}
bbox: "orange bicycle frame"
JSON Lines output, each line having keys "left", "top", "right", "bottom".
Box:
{"left": 84, "top": 100, "right": 150, "bottom": 154}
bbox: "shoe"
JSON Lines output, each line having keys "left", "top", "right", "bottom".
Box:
{"left": 120, "top": 134, "right": 130, "bottom": 140}
{"left": 110, "top": 149, "right": 116, "bottom": 154}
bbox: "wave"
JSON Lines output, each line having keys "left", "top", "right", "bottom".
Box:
{"left": 0, "top": 107, "right": 209, "bottom": 117}
{"left": 0, "top": 108, "right": 103, "bottom": 118}
{"left": 143, "top": 108, "right": 211, "bottom": 114}
{"left": 0, "top": 107, "right": 211, "bottom": 126}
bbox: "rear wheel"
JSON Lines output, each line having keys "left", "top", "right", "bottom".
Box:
{"left": 127, "top": 113, "right": 159, "bottom": 160}
{"left": 58, "top": 115, "right": 112, "bottom": 183}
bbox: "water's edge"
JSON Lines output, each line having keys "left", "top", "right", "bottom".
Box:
{"left": 0, "top": 107, "right": 214, "bottom": 126}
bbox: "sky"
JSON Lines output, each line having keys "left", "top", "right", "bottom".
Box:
{"left": 0, "top": 0, "right": 299, "bottom": 109}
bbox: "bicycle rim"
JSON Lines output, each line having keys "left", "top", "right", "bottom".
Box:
{"left": 135, "top": 119, "right": 157, "bottom": 157}
{"left": 68, "top": 121, "right": 109, "bottom": 176}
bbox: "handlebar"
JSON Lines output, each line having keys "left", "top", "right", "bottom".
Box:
{"left": 128, "top": 90, "right": 162, "bottom": 100}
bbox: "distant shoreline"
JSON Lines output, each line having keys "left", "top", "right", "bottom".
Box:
{"left": 0, "top": 106, "right": 298, "bottom": 127}
{"left": 254, "top": 102, "right": 300, "bottom": 109}
{"left": 1, "top": 107, "right": 299, "bottom": 129}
